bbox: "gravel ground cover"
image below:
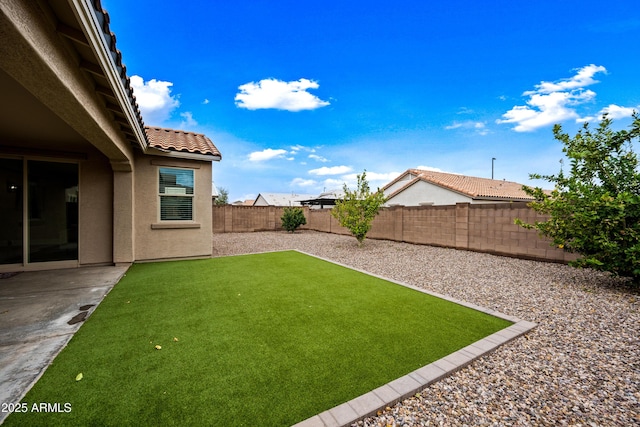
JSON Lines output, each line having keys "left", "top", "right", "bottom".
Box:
{"left": 212, "top": 231, "right": 640, "bottom": 426}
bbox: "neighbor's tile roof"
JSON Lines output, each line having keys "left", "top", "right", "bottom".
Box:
{"left": 388, "top": 169, "right": 534, "bottom": 201}
{"left": 145, "top": 127, "right": 221, "bottom": 158}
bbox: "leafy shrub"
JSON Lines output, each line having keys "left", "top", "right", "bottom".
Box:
{"left": 281, "top": 207, "right": 307, "bottom": 233}
{"left": 516, "top": 114, "right": 640, "bottom": 283}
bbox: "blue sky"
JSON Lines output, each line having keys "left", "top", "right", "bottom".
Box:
{"left": 102, "top": 0, "right": 640, "bottom": 202}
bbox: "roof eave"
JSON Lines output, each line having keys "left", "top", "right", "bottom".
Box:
{"left": 385, "top": 176, "right": 421, "bottom": 200}
{"left": 147, "top": 146, "right": 221, "bottom": 162}
{"left": 381, "top": 170, "right": 414, "bottom": 191}
{"left": 69, "top": 0, "right": 148, "bottom": 150}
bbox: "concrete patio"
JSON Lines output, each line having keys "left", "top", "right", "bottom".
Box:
{"left": 0, "top": 265, "right": 128, "bottom": 424}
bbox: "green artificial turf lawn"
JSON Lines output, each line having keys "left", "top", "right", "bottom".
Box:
{"left": 6, "top": 251, "right": 511, "bottom": 426}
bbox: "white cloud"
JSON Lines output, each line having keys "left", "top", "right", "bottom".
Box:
{"left": 457, "top": 107, "right": 474, "bottom": 114}
{"left": 130, "top": 75, "right": 180, "bottom": 125}
{"left": 580, "top": 104, "right": 639, "bottom": 122}
{"left": 309, "top": 165, "right": 353, "bottom": 176}
{"left": 445, "top": 121, "right": 485, "bottom": 129}
{"left": 179, "top": 111, "right": 197, "bottom": 128}
{"left": 248, "top": 148, "right": 288, "bottom": 162}
{"left": 291, "top": 178, "right": 317, "bottom": 187}
{"left": 499, "top": 92, "right": 585, "bottom": 131}
{"left": 322, "top": 178, "right": 347, "bottom": 189}
{"left": 290, "top": 144, "right": 317, "bottom": 153}
{"left": 578, "top": 104, "right": 639, "bottom": 123}
{"left": 341, "top": 171, "right": 401, "bottom": 186}
{"left": 321, "top": 171, "right": 399, "bottom": 192}
{"left": 235, "top": 78, "right": 330, "bottom": 111}
{"left": 445, "top": 122, "right": 463, "bottom": 130}
{"left": 290, "top": 146, "right": 327, "bottom": 162}
{"left": 367, "top": 171, "right": 402, "bottom": 182}
{"left": 309, "top": 154, "right": 328, "bottom": 162}
{"left": 526, "top": 64, "right": 606, "bottom": 95}
{"left": 599, "top": 104, "right": 637, "bottom": 119}
{"left": 497, "top": 64, "right": 607, "bottom": 132}
{"left": 445, "top": 121, "right": 489, "bottom": 135}
{"left": 202, "top": 99, "right": 210, "bottom": 105}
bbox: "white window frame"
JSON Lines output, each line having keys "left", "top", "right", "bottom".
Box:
{"left": 158, "top": 167, "right": 195, "bottom": 221}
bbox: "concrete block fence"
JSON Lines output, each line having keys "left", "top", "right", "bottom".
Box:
{"left": 212, "top": 203, "right": 576, "bottom": 264}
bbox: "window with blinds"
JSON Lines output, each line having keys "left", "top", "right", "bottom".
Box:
{"left": 159, "top": 167, "right": 194, "bottom": 221}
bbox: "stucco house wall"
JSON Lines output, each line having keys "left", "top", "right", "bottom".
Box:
{"left": 386, "top": 180, "right": 474, "bottom": 206}
{"left": 383, "top": 169, "right": 535, "bottom": 207}
{"left": 383, "top": 173, "right": 415, "bottom": 195}
{"left": 133, "top": 155, "right": 213, "bottom": 261}
{"left": 78, "top": 146, "right": 114, "bottom": 265}
{"left": 1, "top": 0, "right": 219, "bottom": 271}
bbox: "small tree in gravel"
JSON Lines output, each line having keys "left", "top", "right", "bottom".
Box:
{"left": 516, "top": 113, "right": 640, "bottom": 283}
{"left": 331, "top": 171, "right": 387, "bottom": 246}
{"left": 281, "top": 206, "right": 307, "bottom": 233}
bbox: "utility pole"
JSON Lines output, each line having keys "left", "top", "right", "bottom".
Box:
{"left": 492, "top": 157, "right": 496, "bottom": 179}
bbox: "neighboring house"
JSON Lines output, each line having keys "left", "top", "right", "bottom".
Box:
{"left": 231, "top": 199, "right": 254, "bottom": 206}
{"left": 382, "top": 169, "right": 535, "bottom": 206}
{"left": 253, "top": 193, "right": 315, "bottom": 207}
{"left": 298, "top": 189, "right": 345, "bottom": 209}
{"left": 0, "top": 0, "right": 221, "bottom": 271}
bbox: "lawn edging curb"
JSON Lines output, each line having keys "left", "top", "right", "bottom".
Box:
{"left": 291, "top": 250, "right": 537, "bottom": 427}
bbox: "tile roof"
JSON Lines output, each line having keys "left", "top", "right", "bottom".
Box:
{"left": 91, "top": 0, "right": 148, "bottom": 146}
{"left": 145, "top": 127, "right": 222, "bottom": 159}
{"left": 387, "top": 169, "right": 534, "bottom": 201}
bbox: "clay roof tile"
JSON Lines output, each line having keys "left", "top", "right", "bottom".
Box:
{"left": 145, "top": 127, "right": 222, "bottom": 158}
{"left": 407, "top": 169, "right": 534, "bottom": 200}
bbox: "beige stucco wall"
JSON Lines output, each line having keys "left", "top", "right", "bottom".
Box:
{"left": 386, "top": 180, "right": 474, "bottom": 206}
{"left": 79, "top": 146, "right": 113, "bottom": 265}
{"left": 2, "top": 0, "right": 222, "bottom": 270}
{"left": 386, "top": 180, "right": 526, "bottom": 206}
{"left": 134, "top": 154, "right": 213, "bottom": 261}
{"left": 383, "top": 173, "right": 417, "bottom": 196}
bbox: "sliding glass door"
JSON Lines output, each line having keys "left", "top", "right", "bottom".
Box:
{"left": 0, "top": 158, "right": 78, "bottom": 266}
{"left": 27, "top": 161, "right": 78, "bottom": 263}
{"left": 0, "top": 158, "right": 23, "bottom": 264}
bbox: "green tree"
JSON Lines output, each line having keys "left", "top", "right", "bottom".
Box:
{"left": 281, "top": 206, "right": 307, "bottom": 233}
{"left": 214, "top": 187, "right": 229, "bottom": 205}
{"left": 516, "top": 114, "right": 640, "bottom": 283}
{"left": 331, "top": 171, "right": 387, "bottom": 246}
